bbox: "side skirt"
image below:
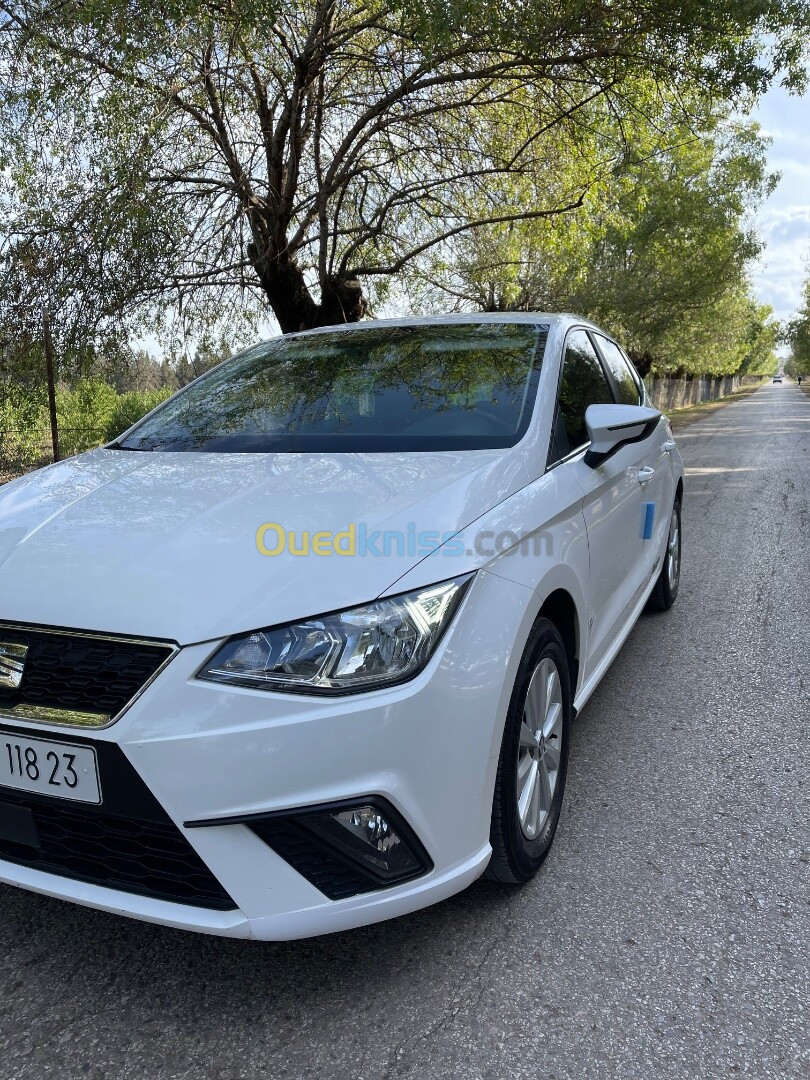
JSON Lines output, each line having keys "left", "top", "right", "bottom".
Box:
{"left": 572, "top": 566, "right": 662, "bottom": 716}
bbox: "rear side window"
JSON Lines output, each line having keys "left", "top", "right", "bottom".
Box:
{"left": 548, "top": 330, "right": 614, "bottom": 465}
{"left": 595, "top": 336, "right": 642, "bottom": 405}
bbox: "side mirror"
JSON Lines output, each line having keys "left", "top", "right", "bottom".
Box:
{"left": 584, "top": 404, "right": 662, "bottom": 468}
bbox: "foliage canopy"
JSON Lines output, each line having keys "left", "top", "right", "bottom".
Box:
{"left": 1, "top": 0, "right": 808, "bottom": 341}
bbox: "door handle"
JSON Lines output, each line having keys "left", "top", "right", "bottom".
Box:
{"left": 637, "top": 466, "right": 655, "bottom": 486}
{"left": 663, "top": 440, "right": 677, "bottom": 452}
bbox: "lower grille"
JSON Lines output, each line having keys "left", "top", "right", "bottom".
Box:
{"left": 0, "top": 794, "right": 236, "bottom": 910}
{"left": 0, "top": 724, "right": 236, "bottom": 911}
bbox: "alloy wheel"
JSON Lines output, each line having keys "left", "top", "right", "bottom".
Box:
{"left": 517, "top": 657, "right": 563, "bottom": 839}
{"left": 667, "top": 505, "right": 681, "bottom": 592}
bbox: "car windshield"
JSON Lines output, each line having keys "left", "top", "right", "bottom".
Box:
{"left": 116, "top": 323, "right": 548, "bottom": 453}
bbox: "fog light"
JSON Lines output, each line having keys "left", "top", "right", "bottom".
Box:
{"left": 300, "top": 802, "right": 427, "bottom": 883}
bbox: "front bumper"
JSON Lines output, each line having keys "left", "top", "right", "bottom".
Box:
{"left": 0, "top": 571, "right": 538, "bottom": 939}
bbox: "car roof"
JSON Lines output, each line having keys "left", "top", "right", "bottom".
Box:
{"left": 281, "top": 312, "right": 601, "bottom": 341}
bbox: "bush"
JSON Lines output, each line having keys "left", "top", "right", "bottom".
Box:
{"left": 3, "top": 380, "right": 174, "bottom": 469}
{"left": 104, "top": 387, "right": 173, "bottom": 441}
{"left": 56, "top": 379, "right": 120, "bottom": 456}
{"left": 0, "top": 382, "right": 48, "bottom": 472}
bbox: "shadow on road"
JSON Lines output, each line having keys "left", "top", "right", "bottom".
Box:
{"left": 0, "top": 871, "right": 514, "bottom": 1009}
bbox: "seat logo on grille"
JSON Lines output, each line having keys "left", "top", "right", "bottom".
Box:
{"left": 0, "top": 642, "right": 28, "bottom": 689}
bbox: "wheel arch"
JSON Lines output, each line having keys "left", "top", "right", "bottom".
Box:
{"left": 538, "top": 588, "right": 580, "bottom": 702}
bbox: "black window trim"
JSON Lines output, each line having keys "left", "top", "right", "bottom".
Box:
{"left": 589, "top": 331, "right": 644, "bottom": 407}
{"left": 617, "top": 342, "right": 646, "bottom": 402}
{"left": 545, "top": 325, "right": 619, "bottom": 472}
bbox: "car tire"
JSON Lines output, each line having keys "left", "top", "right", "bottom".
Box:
{"left": 485, "top": 618, "right": 572, "bottom": 884}
{"left": 646, "top": 495, "right": 682, "bottom": 612}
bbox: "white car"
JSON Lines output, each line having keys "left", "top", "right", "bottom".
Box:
{"left": 0, "top": 314, "right": 683, "bottom": 940}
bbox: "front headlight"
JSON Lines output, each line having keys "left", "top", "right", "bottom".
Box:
{"left": 198, "top": 574, "right": 473, "bottom": 694}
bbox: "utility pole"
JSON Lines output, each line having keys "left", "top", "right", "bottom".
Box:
{"left": 42, "top": 311, "right": 60, "bottom": 462}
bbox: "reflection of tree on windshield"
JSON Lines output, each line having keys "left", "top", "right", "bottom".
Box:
{"left": 122, "top": 324, "right": 548, "bottom": 452}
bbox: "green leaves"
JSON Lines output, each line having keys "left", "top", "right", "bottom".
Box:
{"left": 414, "top": 88, "right": 781, "bottom": 376}
{"left": 785, "top": 273, "right": 810, "bottom": 374}
{"left": 1, "top": 0, "right": 807, "bottom": 344}
{"left": 104, "top": 387, "right": 173, "bottom": 441}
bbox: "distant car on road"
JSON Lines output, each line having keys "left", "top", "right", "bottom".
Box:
{"left": 0, "top": 314, "right": 684, "bottom": 939}
{"left": 773, "top": 375, "right": 783, "bottom": 383}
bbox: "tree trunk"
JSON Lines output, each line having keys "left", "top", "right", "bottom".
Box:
{"left": 628, "top": 350, "right": 654, "bottom": 378}
{"left": 313, "top": 276, "right": 368, "bottom": 327}
{"left": 248, "top": 242, "right": 367, "bottom": 334}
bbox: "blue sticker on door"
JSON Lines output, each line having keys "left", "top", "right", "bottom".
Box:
{"left": 642, "top": 502, "right": 656, "bottom": 540}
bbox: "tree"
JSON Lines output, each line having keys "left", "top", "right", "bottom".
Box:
{"left": 737, "top": 302, "right": 780, "bottom": 376}
{"left": 411, "top": 96, "right": 780, "bottom": 375}
{"left": 785, "top": 270, "right": 810, "bottom": 375}
{"left": 1, "top": 0, "right": 808, "bottom": 335}
{"left": 172, "top": 333, "right": 238, "bottom": 387}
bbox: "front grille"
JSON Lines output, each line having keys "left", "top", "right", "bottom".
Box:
{"left": 0, "top": 624, "right": 174, "bottom": 725}
{"left": 0, "top": 724, "right": 236, "bottom": 911}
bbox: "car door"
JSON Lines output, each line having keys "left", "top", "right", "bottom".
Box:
{"left": 592, "top": 334, "right": 675, "bottom": 590}
{"left": 546, "top": 329, "right": 651, "bottom": 682}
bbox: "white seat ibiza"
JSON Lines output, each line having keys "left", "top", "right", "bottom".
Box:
{"left": 0, "top": 314, "right": 683, "bottom": 940}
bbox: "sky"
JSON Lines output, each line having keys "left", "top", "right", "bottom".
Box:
{"left": 749, "top": 76, "right": 810, "bottom": 326}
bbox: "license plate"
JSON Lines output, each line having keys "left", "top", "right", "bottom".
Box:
{"left": 0, "top": 733, "right": 101, "bottom": 805}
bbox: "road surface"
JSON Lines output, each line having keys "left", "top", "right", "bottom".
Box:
{"left": 1, "top": 383, "right": 808, "bottom": 1079}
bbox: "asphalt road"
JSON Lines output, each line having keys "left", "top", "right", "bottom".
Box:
{"left": 1, "top": 383, "right": 808, "bottom": 1080}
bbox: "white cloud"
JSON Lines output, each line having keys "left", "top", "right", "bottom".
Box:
{"left": 749, "top": 75, "right": 810, "bottom": 323}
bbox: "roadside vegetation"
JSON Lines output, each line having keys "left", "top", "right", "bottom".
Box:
{"left": 2, "top": 0, "right": 807, "bottom": 477}
{"left": 0, "top": 339, "right": 227, "bottom": 474}
{"left": 785, "top": 268, "right": 810, "bottom": 379}
{"left": 0, "top": 380, "right": 173, "bottom": 475}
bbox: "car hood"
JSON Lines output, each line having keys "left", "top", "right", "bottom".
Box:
{"left": 0, "top": 448, "right": 527, "bottom": 643}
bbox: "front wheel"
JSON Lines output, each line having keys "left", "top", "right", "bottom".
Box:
{"left": 486, "top": 618, "right": 572, "bottom": 884}
{"left": 646, "top": 496, "right": 682, "bottom": 612}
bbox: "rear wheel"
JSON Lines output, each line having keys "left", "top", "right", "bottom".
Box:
{"left": 486, "top": 619, "right": 572, "bottom": 884}
{"left": 646, "top": 496, "right": 682, "bottom": 612}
